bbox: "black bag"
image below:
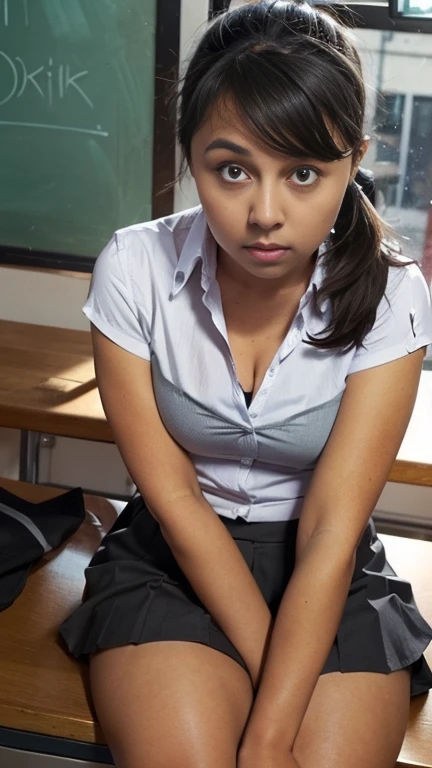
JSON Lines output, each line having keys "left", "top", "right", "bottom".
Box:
{"left": 0, "top": 486, "right": 85, "bottom": 611}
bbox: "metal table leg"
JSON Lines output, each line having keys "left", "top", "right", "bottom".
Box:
{"left": 19, "top": 431, "right": 41, "bottom": 483}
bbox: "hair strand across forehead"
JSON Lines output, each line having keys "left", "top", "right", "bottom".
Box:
{"left": 218, "top": 40, "right": 362, "bottom": 161}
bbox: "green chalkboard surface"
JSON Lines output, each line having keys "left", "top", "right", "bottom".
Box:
{"left": 0, "top": 0, "right": 156, "bottom": 260}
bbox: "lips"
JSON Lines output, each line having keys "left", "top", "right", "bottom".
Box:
{"left": 246, "top": 246, "right": 289, "bottom": 263}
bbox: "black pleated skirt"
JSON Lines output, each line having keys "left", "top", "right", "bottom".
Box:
{"left": 59, "top": 494, "right": 432, "bottom": 697}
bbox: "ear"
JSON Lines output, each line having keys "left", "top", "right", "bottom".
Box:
{"left": 350, "top": 136, "right": 370, "bottom": 183}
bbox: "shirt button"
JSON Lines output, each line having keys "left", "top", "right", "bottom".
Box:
{"left": 240, "top": 458, "right": 252, "bottom": 466}
{"left": 175, "top": 271, "right": 185, "bottom": 284}
{"left": 269, "top": 367, "right": 275, "bottom": 376}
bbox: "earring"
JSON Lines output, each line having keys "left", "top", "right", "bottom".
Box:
{"left": 330, "top": 227, "right": 336, "bottom": 234}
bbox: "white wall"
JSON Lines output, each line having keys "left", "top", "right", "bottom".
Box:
{"left": 0, "top": 0, "right": 431, "bottom": 526}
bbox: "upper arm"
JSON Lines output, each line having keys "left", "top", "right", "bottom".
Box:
{"left": 83, "top": 231, "right": 153, "bottom": 360}
{"left": 84, "top": 230, "right": 202, "bottom": 519}
{"left": 91, "top": 324, "right": 203, "bottom": 521}
{"left": 296, "top": 347, "right": 426, "bottom": 560}
{"left": 296, "top": 261, "right": 432, "bottom": 559}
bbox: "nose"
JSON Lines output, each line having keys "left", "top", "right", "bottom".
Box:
{"left": 248, "top": 182, "right": 285, "bottom": 230}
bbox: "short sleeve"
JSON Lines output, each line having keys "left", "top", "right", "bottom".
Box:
{"left": 83, "top": 232, "right": 151, "bottom": 360}
{"left": 348, "top": 262, "right": 432, "bottom": 374}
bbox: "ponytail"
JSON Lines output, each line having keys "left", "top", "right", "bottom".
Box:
{"left": 306, "top": 182, "right": 415, "bottom": 351}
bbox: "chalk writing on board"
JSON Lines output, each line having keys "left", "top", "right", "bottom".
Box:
{"left": 0, "top": 51, "right": 94, "bottom": 108}
{"left": 2, "top": 0, "right": 29, "bottom": 27}
{"left": 0, "top": 120, "right": 109, "bottom": 136}
{"left": 0, "top": 50, "right": 108, "bottom": 136}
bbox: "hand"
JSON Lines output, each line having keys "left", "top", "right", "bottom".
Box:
{"left": 238, "top": 743, "right": 300, "bottom": 768}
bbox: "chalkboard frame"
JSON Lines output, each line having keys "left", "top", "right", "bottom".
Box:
{"left": 0, "top": 0, "right": 181, "bottom": 274}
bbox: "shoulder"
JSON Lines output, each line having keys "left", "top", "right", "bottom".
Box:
{"left": 379, "top": 256, "right": 431, "bottom": 322}
{"left": 374, "top": 254, "right": 432, "bottom": 339}
{"left": 386, "top": 255, "right": 428, "bottom": 295}
{"left": 92, "top": 205, "right": 204, "bottom": 306}
{"left": 347, "top": 256, "right": 432, "bottom": 374}
{"left": 113, "top": 204, "right": 203, "bottom": 263}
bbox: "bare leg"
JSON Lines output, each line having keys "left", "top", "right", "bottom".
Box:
{"left": 292, "top": 668, "right": 411, "bottom": 768}
{"left": 90, "top": 640, "right": 254, "bottom": 768}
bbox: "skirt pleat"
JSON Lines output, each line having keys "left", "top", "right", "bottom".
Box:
{"left": 59, "top": 494, "right": 432, "bottom": 698}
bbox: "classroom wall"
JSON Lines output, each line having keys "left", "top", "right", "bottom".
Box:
{"left": 0, "top": 0, "right": 431, "bottom": 524}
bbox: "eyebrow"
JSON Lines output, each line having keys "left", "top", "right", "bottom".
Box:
{"left": 204, "top": 139, "right": 252, "bottom": 156}
{"left": 203, "top": 137, "right": 349, "bottom": 163}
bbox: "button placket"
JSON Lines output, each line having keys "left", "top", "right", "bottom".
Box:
{"left": 247, "top": 361, "right": 278, "bottom": 420}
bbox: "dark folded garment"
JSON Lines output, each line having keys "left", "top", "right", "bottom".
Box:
{"left": 0, "top": 486, "right": 85, "bottom": 611}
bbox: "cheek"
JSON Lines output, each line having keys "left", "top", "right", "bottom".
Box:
{"left": 200, "top": 194, "right": 237, "bottom": 232}
{"left": 315, "top": 183, "right": 348, "bottom": 221}
{"left": 195, "top": 178, "right": 231, "bottom": 217}
{"left": 205, "top": 210, "right": 241, "bottom": 254}
{"left": 293, "top": 197, "right": 338, "bottom": 229}
{"left": 208, "top": 213, "right": 237, "bottom": 243}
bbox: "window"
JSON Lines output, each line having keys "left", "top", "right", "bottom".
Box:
{"left": 354, "top": 19, "right": 432, "bottom": 364}
{"left": 375, "top": 92, "right": 405, "bottom": 166}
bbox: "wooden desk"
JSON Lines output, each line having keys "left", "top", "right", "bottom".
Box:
{"left": 0, "top": 320, "right": 113, "bottom": 482}
{"left": 0, "top": 319, "right": 431, "bottom": 486}
{"left": 0, "top": 479, "right": 115, "bottom": 764}
{"left": 0, "top": 479, "right": 430, "bottom": 767}
{"left": 380, "top": 533, "right": 432, "bottom": 768}
{"left": 0, "top": 320, "right": 112, "bottom": 442}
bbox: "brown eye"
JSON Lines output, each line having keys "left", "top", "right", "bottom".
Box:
{"left": 291, "top": 168, "right": 319, "bottom": 186}
{"left": 218, "top": 164, "right": 248, "bottom": 183}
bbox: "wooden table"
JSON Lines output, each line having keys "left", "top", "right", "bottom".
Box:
{"left": 0, "top": 319, "right": 431, "bottom": 486}
{"left": 383, "top": 530, "right": 432, "bottom": 768}
{"left": 0, "top": 478, "right": 430, "bottom": 767}
{"left": 0, "top": 479, "right": 116, "bottom": 765}
{"left": 0, "top": 320, "right": 113, "bottom": 482}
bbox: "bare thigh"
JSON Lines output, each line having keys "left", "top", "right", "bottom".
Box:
{"left": 292, "top": 668, "right": 411, "bottom": 768}
{"left": 90, "top": 641, "right": 254, "bottom": 768}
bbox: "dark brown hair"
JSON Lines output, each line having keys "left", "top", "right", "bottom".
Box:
{"left": 173, "top": 0, "right": 412, "bottom": 351}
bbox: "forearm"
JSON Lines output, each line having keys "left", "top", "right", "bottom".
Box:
{"left": 151, "top": 494, "right": 273, "bottom": 687}
{"left": 244, "top": 532, "right": 355, "bottom": 751}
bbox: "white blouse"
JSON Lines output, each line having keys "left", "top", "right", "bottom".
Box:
{"left": 83, "top": 205, "right": 432, "bottom": 522}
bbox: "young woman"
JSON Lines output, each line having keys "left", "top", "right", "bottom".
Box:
{"left": 60, "top": 2, "right": 432, "bottom": 766}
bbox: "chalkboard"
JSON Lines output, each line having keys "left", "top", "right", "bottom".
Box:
{"left": 0, "top": 0, "right": 156, "bottom": 261}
